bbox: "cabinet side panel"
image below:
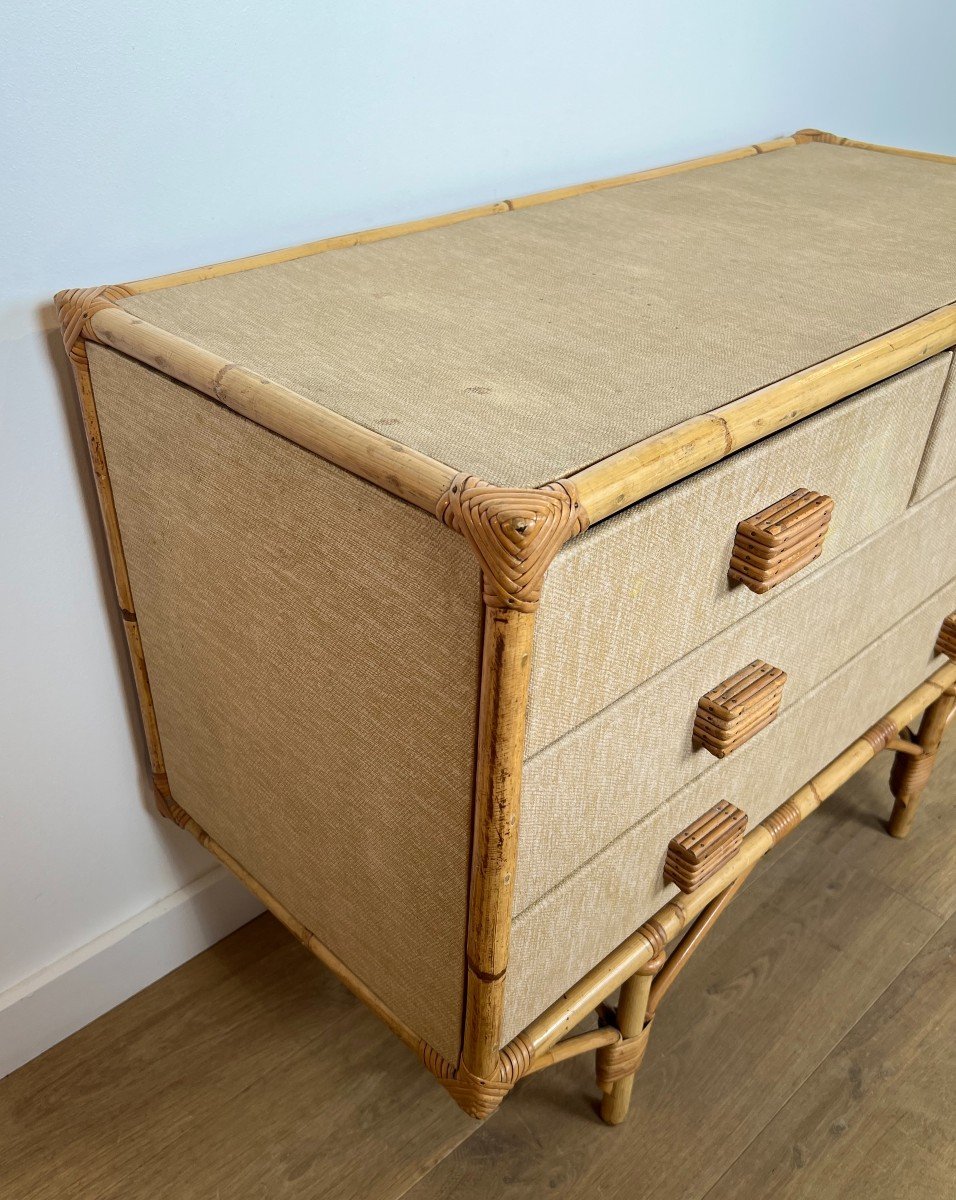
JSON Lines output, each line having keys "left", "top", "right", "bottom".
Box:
{"left": 86, "top": 345, "right": 482, "bottom": 1061}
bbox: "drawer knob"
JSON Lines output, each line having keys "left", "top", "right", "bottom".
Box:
{"left": 664, "top": 800, "right": 748, "bottom": 893}
{"left": 694, "top": 659, "right": 787, "bottom": 758}
{"left": 936, "top": 613, "right": 956, "bottom": 661}
{"left": 729, "top": 489, "right": 834, "bottom": 594}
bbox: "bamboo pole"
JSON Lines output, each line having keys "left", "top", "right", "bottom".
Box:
{"left": 570, "top": 303, "right": 956, "bottom": 524}
{"left": 794, "top": 129, "right": 956, "bottom": 165}
{"left": 88, "top": 296, "right": 956, "bottom": 537}
{"left": 163, "top": 798, "right": 424, "bottom": 1055}
{"left": 599, "top": 962, "right": 657, "bottom": 1125}
{"left": 120, "top": 138, "right": 798, "bottom": 295}
{"left": 461, "top": 606, "right": 536, "bottom": 1082}
{"left": 88, "top": 307, "right": 458, "bottom": 515}
{"left": 524, "top": 1027, "right": 619, "bottom": 1076}
{"left": 508, "top": 662, "right": 956, "bottom": 1061}
{"left": 61, "top": 340, "right": 171, "bottom": 813}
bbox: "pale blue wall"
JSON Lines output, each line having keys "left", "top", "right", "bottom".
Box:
{"left": 2, "top": 1, "right": 954, "bottom": 1010}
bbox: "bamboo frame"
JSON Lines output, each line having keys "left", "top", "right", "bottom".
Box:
{"left": 794, "top": 128, "right": 956, "bottom": 165}
{"left": 87, "top": 304, "right": 458, "bottom": 515}
{"left": 118, "top": 136, "right": 799, "bottom": 296}
{"left": 58, "top": 130, "right": 956, "bottom": 530}
{"left": 54, "top": 293, "right": 171, "bottom": 818}
{"left": 55, "top": 128, "right": 956, "bottom": 1125}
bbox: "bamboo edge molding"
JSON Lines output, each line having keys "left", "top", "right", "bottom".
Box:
{"left": 54, "top": 129, "right": 956, "bottom": 1124}
{"left": 55, "top": 126, "right": 956, "bottom": 529}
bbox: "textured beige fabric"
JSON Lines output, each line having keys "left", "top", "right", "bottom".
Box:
{"left": 87, "top": 346, "right": 482, "bottom": 1063}
{"left": 518, "top": 476, "right": 956, "bottom": 909}
{"left": 121, "top": 144, "right": 956, "bottom": 487}
{"left": 504, "top": 580, "right": 956, "bottom": 1044}
{"left": 912, "top": 353, "right": 956, "bottom": 501}
{"left": 526, "top": 356, "right": 949, "bottom": 754}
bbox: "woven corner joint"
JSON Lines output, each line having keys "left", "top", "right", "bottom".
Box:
{"left": 54, "top": 284, "right": 132, "bottom": 363}
{"left": 436, "top": 473, "right": 589, "bottom": 611}
{"left": 693, "top": 660, "right": 787, "bottom": 758}
{"left": 729, "top": 489, "right": 834, "bottom": 594}
{"left": 420, "top": 1039, "right": 531, "bottom": 1119}
{"left": 664, "top": 800, "right": 748, "bottom": 893}
{"left": 936, "top": 613, "right": 956, "bottom": 661}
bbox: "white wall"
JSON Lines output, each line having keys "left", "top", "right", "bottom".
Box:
{"left": 2, "top": 1, "right": 955, "bottom": 1071}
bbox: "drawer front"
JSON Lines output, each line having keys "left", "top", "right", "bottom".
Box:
{"left": 505, "top": 578, "right": 956, "bottom": 1044}
{"left": 526, "top": 354, "right": 951, "bottom": 756}
{"left": 516, "top": 477, "right": 956, "bottom": 910}
{"left": 912, "top": 353, "right": 956, "bottom": 501}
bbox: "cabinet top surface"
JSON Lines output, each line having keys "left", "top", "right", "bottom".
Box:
{"left": 120, "top": 143, "right": 956, "bottom": 488}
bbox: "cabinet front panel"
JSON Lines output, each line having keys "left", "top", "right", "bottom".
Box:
{"left": 505, "top": 577, "right": 956, "bottom": 1044}
{"left": 517, "top": 477, "right": 956, "bottom": 908}
{"left": 527, "top": 354, "right": 951, "bottom": 756}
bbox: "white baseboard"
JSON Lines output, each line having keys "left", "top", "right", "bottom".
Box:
{"left": 0, "top": 867, "right": 264, "bottom": 1079}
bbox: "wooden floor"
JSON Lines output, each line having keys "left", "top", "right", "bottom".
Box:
{"left": 3, "top": 739, "right": 954, "bottom": 1200}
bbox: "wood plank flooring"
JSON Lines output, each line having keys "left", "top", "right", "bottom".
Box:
{"left": 2, "top": 738, "right": 953, "bottom": 1200}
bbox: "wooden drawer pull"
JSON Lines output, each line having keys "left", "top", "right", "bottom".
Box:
{"left": 664, "top": 800, "right": 748, "bottom": 893}
{"left": 936, "top": 613, "right": 956, "bottom": 661}
{"left": 729, "top": 488, "right": 834, "bottom": 594}
{"left": 693, "top": 660, "right": 787, "bottom": 758}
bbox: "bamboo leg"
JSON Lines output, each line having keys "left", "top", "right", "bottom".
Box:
{"left": 598, "top": 956, "right": 661, "bottom": 1125}
{"left": 888, "top": 688, "right": 956, "bottom": 838}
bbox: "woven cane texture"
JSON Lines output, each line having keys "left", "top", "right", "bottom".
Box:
{"left": 504, "top": 578, "right": 956, "bottom": 1044}
{"left": 912, "top": 354, "right": 956, "bottom": 501}
{"left": 87, "top": 346, "right": 482, "bottom": 1063}
{"left": 121, "top": 144, "right": 956, "bottom": 488}
{"left": 525, "top": 354, "right": 949, "bottom": 755}
{"left": 516, "top": 477, "right": 956, "bottom": 909}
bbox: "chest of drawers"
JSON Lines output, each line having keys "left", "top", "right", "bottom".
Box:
{"left": 56, "top": 128, "right": 956, "bottom": 1126}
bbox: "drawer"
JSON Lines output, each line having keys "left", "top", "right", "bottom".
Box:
{"left": 504, "top": 577, "right": 956, "bottom": 1044}
{"left": 526, "top": 354, "right": 951, "bottom": 756}
{"left": 912, "top": 352, "right": 956, "bottom": 501}
{"left": 516, "top": 477, "right": 956, "bottom": 909}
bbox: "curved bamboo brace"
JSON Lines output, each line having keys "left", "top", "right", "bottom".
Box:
{"left": 645, "top": 866, "right": 754, "bottom": 1022}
